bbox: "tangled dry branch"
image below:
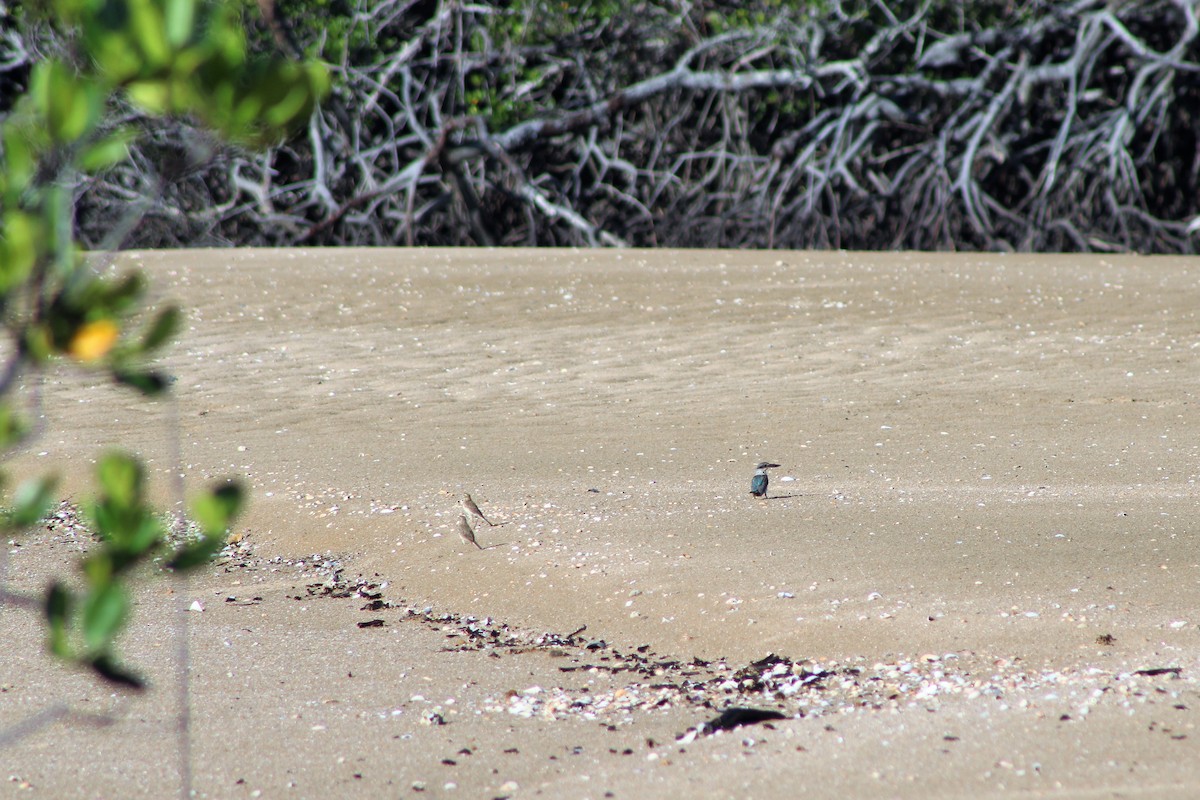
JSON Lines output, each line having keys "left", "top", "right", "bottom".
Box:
{"left": 15, "top": 0, "right": 1200, "bottom": 252}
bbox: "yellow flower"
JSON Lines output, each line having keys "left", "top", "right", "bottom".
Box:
{"left": 68, "top": 319, "right": 120, "bottom": 361}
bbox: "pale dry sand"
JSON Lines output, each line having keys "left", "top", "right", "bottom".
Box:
{"left": 3, "top": 248, "right": 1200, "bottom": 798}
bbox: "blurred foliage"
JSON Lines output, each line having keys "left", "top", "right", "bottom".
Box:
{"left": 43, "top": 457, "right": 244, "bottom": 687}
{"left": 0, "top": 0, "right": 325, "bottom": 687}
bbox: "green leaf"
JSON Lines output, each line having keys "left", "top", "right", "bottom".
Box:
{"left": 29, "top": 58, "right": 55, "bottom": 113}
{"left": 1, "top": 125, "right": 35, "bottom": 198}
{"left": 130, "top": 0, "right": 170, "bottom": 68}
{"left": 167, "top": 533, "right": 224, "bottom": 570}
{"left": 79, "top": 129, "right": 135, "bottom": 173}
{"left": 44, "top": 582, "right": 73, "bottom": 658}
{"left": 81, "top": 549, "right": 116, "bottom": 584}
{"left": 204, "top": 5, "right": 248, "bottom": 65}
{"left": 68, "top": 270, "right": 144, "bottom": 314}
{"left": 114, "top": 368, "right": 170, "bottom": 395}
{"left": 97, "top": 451, "right": 142, "bottom": 509}
{"left": 127, "top": 515, "right": 165, "bottom": 553}
{"left": 22, "top": 324, "right": 54, "bottom": 363}
{"left": 126, "top": 79, "right": 171, "bottom": 114}
{"left": 8, "top": 475, "right": 58, "bottom": 528}
{"left": 258, "top": 61, "right": 319, "bottom": 129}
{"left": 170, "top": 44, "right": 205, "bottom": 80}
{"left": 93, "top": 33, "right": 145, "bottom": 83}
{"left": 109, "top": 272, "right": 146, "bottom": 312}
{"left": 164, "top": 0, "right": 196, "bottom": 48}
{"left": 306, "top": 61, "right": 332, "bottom": 101}
{"left": 89, "top": 498, "right": 119, "bottom": 539}
{"left": 0, "top": 211, "right": 40, "bottom": 293}
{"left": 140, "top": 305, "right": 181, "bottom": 352}
{"left": 87, "top": 540, "right": 148, "bottom": 577}
{"left": 0, "top": 403, "right": 29, "bottom": 450}
{"left": 82, "top": 583, "right": 128, "bottom": 652}
{"left": 35, "top": 60, "right": 101, "bottom": 144}
{"left": 190, "top": 481, "right": 244, "bottom": 536}
{"left": 229, "top": 94, "right": 265, "bottom": 138}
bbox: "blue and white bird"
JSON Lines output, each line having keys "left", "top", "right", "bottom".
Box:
{"left": 750, "top": 461, "right": 781, "bottom": 499}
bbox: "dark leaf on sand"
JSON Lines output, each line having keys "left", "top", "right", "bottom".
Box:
{"left": 702, "top": 707, "right": 788, "bottom": 735}
{"left": 89, "top": 653, "right": 145, "bottom": 689}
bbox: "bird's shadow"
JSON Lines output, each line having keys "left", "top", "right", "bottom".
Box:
{"left": 479, "top": 542, "right": 509, "bottom": 550}
{"left": 761, "top": 493, "right": 802, "bottom": 500}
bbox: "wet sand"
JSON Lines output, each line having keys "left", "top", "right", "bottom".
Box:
{"left": 3, "top": 248, "right": 1200, "bottom": 798}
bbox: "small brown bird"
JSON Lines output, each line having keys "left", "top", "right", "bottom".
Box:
{"left": 461, "top": 493, "right": 497, "bottom": 527}
{"left": 457, "top": 514, "right": 483, "bottom": 550}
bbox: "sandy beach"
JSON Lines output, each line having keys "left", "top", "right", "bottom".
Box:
{"left": 3, "top": 248, "right": 1200, "bottom": 798}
